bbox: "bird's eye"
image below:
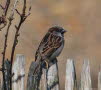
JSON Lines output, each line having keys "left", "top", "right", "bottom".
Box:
{"left": 53, "top": 31, "right": 56, "bottom": 33}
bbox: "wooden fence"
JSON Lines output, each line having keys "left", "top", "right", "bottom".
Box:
{"left": 0, "top": 54, "right": 100, "bottom": 90}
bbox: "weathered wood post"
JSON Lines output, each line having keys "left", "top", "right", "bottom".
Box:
{"left": 39, "top": 68, "right": 47, "bottom": 90}
{"left": 27, "top": 61, "right": 41, "bottom": 90}
{"left": 27, "top": 58, "right": 59, "bottom": 90}
{"left": 4, "top": 60, "right": 11, "bottom": 90}
{"left": 2, "top": 59, "right": 11, "bottom": 90}
{"left": 65, "top": 59, "right": 77, "bottom": 90}
{"left": 98, "top": 65, "right": 101, "bottom": 90}
{"left": 47, "top": 62, "right": 59, "bottom": 90}
{"left": 80, "top": 60, "right": 92, "bottom": 90}
{"left": 0, "top": 79, "right": 1, "bottom": 90}
{"left": 40, "top": 59, "right": 59, "bottom": 90}
{"left": 12, "top": 54, "right": 25, "bottom": 90}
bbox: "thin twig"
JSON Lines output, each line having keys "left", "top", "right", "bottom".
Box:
{"left": 0, "top": 15, "right": 7, "bottom": 31}
{"left": 0, "top": 0, "right": 11, "bottom": 89}
{"left": 0, "top": 4, "right": 5, "bottom": 10}
{"left": 1, "top": 0, "right": 18, "bottom": 90}
{"left": 0, "top": 0, "right": 11, "bottom": 31}
{"left": 10, "top": 0, "right": 31, "bottom": 89}
{"left": 5, "top": 0, "right": 10, "bottom": 16}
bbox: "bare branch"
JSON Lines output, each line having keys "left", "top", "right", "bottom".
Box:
{"left": 0, "top": 0, "right": 11, "bottom": 31}
{"left": 1, "top": 0, "right": 18, "bottom": 90}
{"left": 1, "top": 19, "right": 11, "bottom": 90}
{"left": 2, "top": 0, "right": 19, "bottom": 62}
{"left": 0, "top": 15, "right": 7, "bottom": 31}
{"left": 9, "top": 0, "right": 31, "bottom": 89}
{"left": 0, "top": 22, "right": 7, "bottom": 31}
{"left": 11, "top": 0, "right": 19, "bottom": 17}
{"left": 4, "top": 0, "right": 11, "bottom": 16}
{"left": 15, "top": 9, "right": 21, "bottom": 16}
{"left": 0, "top": 4, "right": 5, "bottom": 10}
{"left": 24, "top": 6, "right": 31, "bottom": 19}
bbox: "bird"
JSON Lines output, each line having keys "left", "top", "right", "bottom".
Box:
{"left": 34, "top": 26, "right": 66, "bottom": 74}
{"left": 32, "top": 26, "right": 66, "bottom": 89}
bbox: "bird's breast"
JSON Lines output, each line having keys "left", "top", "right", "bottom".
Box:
{"left": 50, "top": 41, "right": 64, "bottom": 60}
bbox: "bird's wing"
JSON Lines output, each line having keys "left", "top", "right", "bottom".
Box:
{"left": 35, "top": 32, "right": 63, "bottom": 61}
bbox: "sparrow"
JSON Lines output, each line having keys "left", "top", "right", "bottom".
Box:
{"left": 32, "top": 26, "right": 66, "bottom": 89}
{"left": 34, "top": 26, "right": 66, "bottom": 71}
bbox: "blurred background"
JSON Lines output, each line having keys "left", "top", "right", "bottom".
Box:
{"left": 0, "top": 0, "right": 101, "bottom": 89}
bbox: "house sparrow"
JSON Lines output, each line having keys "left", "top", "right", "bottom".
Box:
{"left": 32, "top": 26, "right": 66, "bottom": 89}
{"left": 35, "top": 26, "right": 66, "bottom": 69}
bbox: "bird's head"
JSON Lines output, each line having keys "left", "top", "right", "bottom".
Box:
{"left": 48, "top": 26, "right": 67, "bottom": 36}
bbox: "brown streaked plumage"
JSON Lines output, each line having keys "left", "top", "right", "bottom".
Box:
{"left": 33, "top": 26, "right": 66, "bottom": 75}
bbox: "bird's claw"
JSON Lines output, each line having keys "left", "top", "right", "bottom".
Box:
{"left": 44, "top": 60, "right": 49, "bottom": 69}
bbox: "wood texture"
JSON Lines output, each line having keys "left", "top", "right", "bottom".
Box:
{"left": 1, "top": 60, "right": 11, "bottom": 90}
{"left": 27, "top": 58, "right": 59, "bottom": 90}
{"left": 39, "top": 69, "right": 47, "bottom": 90}
{"left": 12, "top": 54, "right": 25, "bottom": 90}
{"left": 0, "top": 79, "right": 1, "bottom": 90}
{"left": 65, "top": 59, "right": 77, "bottom": 90}
{"left": 27, "top": 61, "right": 42, "bottom": 90}
{"left": 98, "top": 65, "right": 101, "bottom": 90}
{"left": 1, "top": 54, "right": 101, "bottom": 90}
{"left": 80, "top": 60, "right": 92, "bottom": 90}
{"left": 40, "top": 61, "right": 59, "bottom": 90}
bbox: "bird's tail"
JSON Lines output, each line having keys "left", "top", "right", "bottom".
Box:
{"left": 32, "top": 61, "right": 42, "bottom": 90}
{"left": 33, "top": 61, "right": 42, "bottom": 75}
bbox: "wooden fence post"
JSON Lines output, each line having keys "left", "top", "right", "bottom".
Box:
{"left": 80, "top": 60, "right": 92, "bottom": 90}
{"left": 98, "top": 65, "right": 101, "bottom": 90}
{"left": 0, "top": 79, "right": 1, "bottom": 90}
{"left": 47, "top": 62, "right": 59, "bottom": 90}
{"left": 2, "top": 59, "right": 11, "bottom": 90}
{"left": 40, "top": 60, "right": 59, "bottom": 90}
{"left": 27, "top": 61, "right": 39, "bottom": 90}
{"left": 65, "top": 59, "right": 77, "bottom": 90}
{"left": 39, "top": 68, "right": 47, "bottom": 90}
{"left": 27, "top": 58, "right": 59, "bottom": 90}
{"left": 12, "top": 54, "right": 25, "bottom": 90}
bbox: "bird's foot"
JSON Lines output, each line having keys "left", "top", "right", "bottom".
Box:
{"left": 44, "top": 60, "right": 49, "bottom": 69}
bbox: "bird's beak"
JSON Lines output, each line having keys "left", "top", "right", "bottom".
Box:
{"left": 62, "top": 29, "right": 67, "bottom": 34}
